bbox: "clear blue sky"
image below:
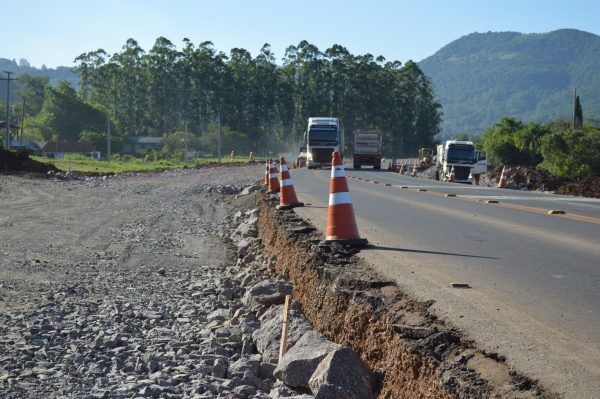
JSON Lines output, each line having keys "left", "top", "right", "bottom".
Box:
{"left": 5, "top": 0, "right": 600, "bottom": 68}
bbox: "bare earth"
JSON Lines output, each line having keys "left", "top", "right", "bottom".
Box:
{"left": 0, "top": 166, "right": 262, "bottom": 398}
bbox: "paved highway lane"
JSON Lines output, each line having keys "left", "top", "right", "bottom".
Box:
{"left": 288, "top": 166, "right": 600, "bottom": 399}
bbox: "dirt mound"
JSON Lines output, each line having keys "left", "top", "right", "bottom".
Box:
{"left": 555, "top": 177, "right": 600, "bottom": 198}
{"left": 487, "top": 165, "right": 600, "bottom": 197}
{"left": 506, "top": 166, "right": 565, "bottom": 192}
{"left": 0, "top": 149, "right": 58, "bottom": 174}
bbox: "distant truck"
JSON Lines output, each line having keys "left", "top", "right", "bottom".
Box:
{"left": 296, "top": 146, "right": 308, "bottom": 168}
{"left": 353, "top": 130, "right": 382, "bottom": 169}
{"left": 305, "top": 117, "right": 344, "bottom": 169}
{"left": 436, "top": 140, "right": 477, "bottom": 183}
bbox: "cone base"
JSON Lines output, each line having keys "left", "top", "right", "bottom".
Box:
{"left": 276, "top": 202, "right": 304, "bottom": 211}
{"left": 325, "top": 237, "right": 368, "bottom": 247}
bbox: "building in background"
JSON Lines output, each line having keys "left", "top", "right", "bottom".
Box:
{"left": 123, "top": 136, "right": 164, "bottom": 155}
{"left": 34, "top": 141, "right": 101, "bottom": 160}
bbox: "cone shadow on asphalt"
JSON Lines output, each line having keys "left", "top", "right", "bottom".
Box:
{"left": 365, "top": 245, "right": 499, "bottom": 260}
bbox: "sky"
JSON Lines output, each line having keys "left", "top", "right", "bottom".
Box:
{"left": 4, "top": 0, "right": 600, "bottom": 68}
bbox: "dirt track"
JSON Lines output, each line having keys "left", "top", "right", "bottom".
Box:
{"left": 0, "top": 166, "right": 262, "bottom": 398}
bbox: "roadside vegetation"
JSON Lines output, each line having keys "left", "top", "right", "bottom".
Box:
{"left": 31, "top": 154, "right": 256, "bottom": 174}
{"left": 480, "top": 117, "right": 600, "bottom": 179}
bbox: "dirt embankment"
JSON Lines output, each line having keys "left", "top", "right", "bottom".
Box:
{"left": 0, "top": 149, "right": 57, "bottom": 174}
{"left": 257, "top": 195, "right": 556, "bottom": 399}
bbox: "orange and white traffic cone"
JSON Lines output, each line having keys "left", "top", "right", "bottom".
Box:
{"left": 474, "top": 174, "right": 480, "bottom": 185}
{"left": 267, "top": 158, "right": 280, "bottom": 193}
{"left": 276, "top": 157, "right": 304, "bottom": 210}
{"left": 264, "top": 159, "right": 270, "bottom": 185}
{"left": 326, "top": 152, "right": 367, "bottom": 246}
{"left": 449, "top": 166, "right": 456, "bottom": 183}
{"left": 411, "top": 162, "right": 418, "bottom": 177}
{"left": 399, "top": 163, "right": 405, "bottom": 174}
{"left": 498, "top": 166, "right": 508, "bottom": 188}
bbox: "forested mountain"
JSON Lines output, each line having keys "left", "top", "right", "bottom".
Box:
{"left": 419, "top": 29, "right": 600, "bottom": 136}
{"left": 0, "top": 58, "right": 79, "bottom": 98}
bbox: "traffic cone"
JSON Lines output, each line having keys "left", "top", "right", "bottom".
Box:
{"left": 449, "top": 166, "right": 456, "bottom": 183}
{"left": 264, "top": 160, "right": 270, "bottom": 185}
{"left": 326, "top": 151, "right": 367, "bottom": 246}
{"left": 399, "top": 163, "right": 405, "bottom": 174}
{"left": 276, "top": 156, "right": 304, "bottom": 210}
{"left": 411, "top": 162, "right": 418, "bottom": 177}
{"left": 267, "top": 158, "right": 280, "bottom": 193}
{"left": 474, "top": 174, "right": 480, "bottom": 185}
{"left": 498, "top": 166, "right": 508, "bottom": 188}
{"left": 248, "top": 152, "right": 254, "bottom": 162}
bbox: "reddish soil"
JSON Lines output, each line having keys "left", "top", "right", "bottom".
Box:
{"left": 257, "top": 196, "right": 555, "bottom": 398}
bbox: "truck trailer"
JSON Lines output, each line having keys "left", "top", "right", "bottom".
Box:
{"left": 353, "top": 130, "right": 383, "bottom": 169}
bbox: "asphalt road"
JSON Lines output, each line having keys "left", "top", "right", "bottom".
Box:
{"left": 288, "top": 164, "right": 600, "bottom": 399}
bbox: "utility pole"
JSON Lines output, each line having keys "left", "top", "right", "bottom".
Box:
{"left": 20, "top": 98, "right": 25, "bottom": 146}
{"left": 2, "top": 71, "right": 16, "bottom": 150}
{"left": 107, "top": 116, "right": 111, "bottom": 162}
{"left": 216, "top": 111, "right": 222, "bottom": 163}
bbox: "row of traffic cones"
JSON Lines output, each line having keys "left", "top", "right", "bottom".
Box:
{"left": 264, "top": 152, "right": 367, "bottom": 246}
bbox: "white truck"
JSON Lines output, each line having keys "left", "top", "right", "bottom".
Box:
{"left": 352, "top": 130, "right": 383, "bottom": 169}
{"left": 305, "top": 117, "right": 344, "bottom": 169}
{"left": 436, "top": 140, "right": 479, "bottom": 183}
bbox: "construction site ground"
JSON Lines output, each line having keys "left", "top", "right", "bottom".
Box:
{"left": 1, "top": 164, "right": 598, "bottom": 398}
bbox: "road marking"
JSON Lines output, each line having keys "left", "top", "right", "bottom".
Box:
{"left": 300, "top": 170, "right": 600, "bottom": 255}
{"left": 350, "top": 174, "right": 600, "bottom": 226}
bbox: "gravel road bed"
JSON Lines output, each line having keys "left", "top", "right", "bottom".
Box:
{"left": 0, "top": 166, "right": 280, "bottom": 398}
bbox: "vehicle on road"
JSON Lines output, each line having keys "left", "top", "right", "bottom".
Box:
{"left": 436, "top": 140, "right": 477, "bottom": 183}
{"left": 296, "top": 146, "right": 307, "bottom": 168}
{"left": 472, "top": 150, "right": 487, "bottom": 176}
{"left": 418, "top": 147, "right": 435, "bottom": 168}
{"left": 353, "top": 130, "right": 382, "bottom": 169}
{"left": 305, "top": 117, "right": 344, "bottom": 169}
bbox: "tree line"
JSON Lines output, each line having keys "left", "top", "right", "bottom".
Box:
{"left": 67, "top": 37, "right": 441, "bottom": 156}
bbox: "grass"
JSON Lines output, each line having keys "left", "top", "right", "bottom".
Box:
{"left": 31, "top": 155, "right": 260, "bottom": 174}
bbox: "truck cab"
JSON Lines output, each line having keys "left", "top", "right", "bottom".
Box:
{"left": 436, "top": 140, "right": 477, "bottom": 183}
{"left": 472, "top": 150, "right": 487, "bottom": 176}
{"left": 305, "top": 117, "right": 344, "bottom": 169}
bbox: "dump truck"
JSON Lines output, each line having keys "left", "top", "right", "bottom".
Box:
{"left": 352, "top": 130, "right": 383, "bottom": 169}
{"left": 436, "top": 140, "right": 476, "bottom": 183}
{"left": 305, "top": 117, "right": 344, "bottom": 169}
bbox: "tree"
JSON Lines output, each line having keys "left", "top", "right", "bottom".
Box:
{"left": 573, "top": 95, "right": 583, "bottom": 130}
{"left": 37, "top": 81, "right": 106, "bottom": 140}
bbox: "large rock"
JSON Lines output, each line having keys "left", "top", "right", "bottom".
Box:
{"left": 308, "top": 346, "right": 372, "bottom": 399}
{"left": 274, "top": 331, "right": 340, "bottom": 389}
{"left": 243, "top": 279, "right": 293, "bottom": 308}
{"left": 252, "top": 305, "right": 312, "bottom": 364}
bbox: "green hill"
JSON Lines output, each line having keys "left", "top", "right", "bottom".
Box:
{"left": 419, "top": 29, "right": 600, "bottom": 136}
{"left": 0, "top": 58, "right": 79, "bottom": 102}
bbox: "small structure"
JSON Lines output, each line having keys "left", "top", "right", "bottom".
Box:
{"left": 34, "top": 141, "right": 101, "bottom": 160}
{"left": 123, "top": 136, "right": 164, "bottom": 155}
